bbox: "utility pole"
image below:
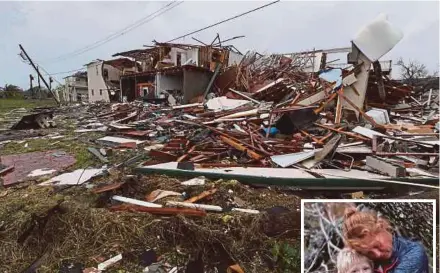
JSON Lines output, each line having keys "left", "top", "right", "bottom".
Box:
{"left": 18, "top": 44, "right": 60, "bottom": 106}
{"left": 49, "top": 77, "right": 53, "bottom": 99}
{"left": 37, "top": 66, "right": 41, "bottom": 100}
{"left": 49, "top": 77, "right": 55, "bottom": 100}
{"left": 29, "top": 74, "right": 34, "bottom": 98}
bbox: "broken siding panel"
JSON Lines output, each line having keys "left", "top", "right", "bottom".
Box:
{"left": 340, "top": 52, "right": 372, "bottom": 117}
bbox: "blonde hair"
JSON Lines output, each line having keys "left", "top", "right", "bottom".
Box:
{"left": 342, "top": 206, "right": 391, "bottom": 251}
{"left": 337, "top": 248, "right": 373, "bottom": 273}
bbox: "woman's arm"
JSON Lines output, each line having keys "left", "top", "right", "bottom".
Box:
{"left": 391, "top": 242, "right": 429, "bottom": 273}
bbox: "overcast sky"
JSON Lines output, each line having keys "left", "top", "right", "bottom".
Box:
{"left": 1, "top": 1, "right": 438, "bottom": 89}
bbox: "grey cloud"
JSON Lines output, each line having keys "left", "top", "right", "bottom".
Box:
{"left": 0, "top": 1, "right": 438, "bottom": 88}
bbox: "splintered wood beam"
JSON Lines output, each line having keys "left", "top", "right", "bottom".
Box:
{"left": 314, "top": 123, "right": 370, "bottom": 141}
{"left": 336, "top": 89, "right": 382, "bottom": 128}
{"left": 219, "top": 135, "right": 263, "bottom": 160}
{"left": 313, "top": 92, "right": 338, "bottom": 114}
{"left": 184, "top": 188, "right": 217, "bottom": 203}
{"left": 318, "top": 131, "right": 334, "bottom": 144}
{"left": 300, "top": 130, "right": 324, "bottom": 145}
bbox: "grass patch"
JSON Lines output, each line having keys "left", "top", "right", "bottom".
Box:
{"left": 0, "top": 174, "right": 302, "bottom": 272}
{"left": 0, "top": 99, "right": 57, "bottom": 113}
{"left": 0, "top": 134, "right": 106, "bottom": 170}
{"left": 271, "top": 241, "right": 301, "bottom": 272}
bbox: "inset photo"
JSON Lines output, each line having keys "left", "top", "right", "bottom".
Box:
{"left": 301, "top": 200, "right": 436, "bottom": 273}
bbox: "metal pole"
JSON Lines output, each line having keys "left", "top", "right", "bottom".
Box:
{"left": 18, "top": 44, "right": 60, "bottom": 105}
{"left": 202, "top": 62, "right": 222, "bottom": 102}
{"left": 37, "top": 67, "right": 41, "bottom": 99}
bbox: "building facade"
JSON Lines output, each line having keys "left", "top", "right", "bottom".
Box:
{"left": 113, "top": 42, "right": 244, "bottom": 102}
{"left": 86, "top": 58, "right": 136, "bottom": 102}
{"left": 63, "top": 71, "right": 88, "bottom": 102}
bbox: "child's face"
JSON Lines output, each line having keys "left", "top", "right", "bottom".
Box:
{"left": 348, "top": 261, "right": 373, "bottom": 273}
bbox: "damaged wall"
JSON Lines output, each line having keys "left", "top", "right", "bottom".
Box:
{"left": 166, "top": 47, "right": 200, "bottom": 66}
{"left": 155, "top": 73, "right": 183, "bottom": 97}
{"left": 87, "top": 61, "right": 110, "bottom": 103}
{"left": 185, "top": 48, "right": 199, "bottom": 65}
{"left": 228, "top": 51, "right": 244, "bottom": 66}
{"left": 182, "top": 68, "right": 212, "bottom": 103}
{"left": 87, "top": 61, "right": 121, "bottom": 103}
{"left": 340, "top": 51, "right": 372, "bottom": 118}
{"left": 64, "top": 76, "right": 88, "bottom": 102}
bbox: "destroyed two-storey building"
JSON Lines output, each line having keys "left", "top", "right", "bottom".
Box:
{"left": 112, "top": 42, "right": 243, "bottom": 103}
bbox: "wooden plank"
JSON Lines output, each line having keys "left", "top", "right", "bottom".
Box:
{"left": 92, "top": 182, "right": 126, "bottom": 194}
{"left": 219, "top": 135, "right": 263, "bottom": 160}
{"left": 184, "top": 188, "right": 217, "bottom": 203}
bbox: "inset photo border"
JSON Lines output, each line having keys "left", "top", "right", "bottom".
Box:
{"left": 301, "top": 199, "right": 437, "bottom": 273}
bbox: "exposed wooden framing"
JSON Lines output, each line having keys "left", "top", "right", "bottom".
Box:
{"left": 314, "top": 123, "right": 370, "bottom": 141}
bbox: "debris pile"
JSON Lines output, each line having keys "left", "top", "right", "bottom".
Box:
{"left": 0, "top": 13, "right": 438, "bottom": 272}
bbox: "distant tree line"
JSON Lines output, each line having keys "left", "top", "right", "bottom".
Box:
{"left": 0, "top": 84, "right": 53, "bottom": 99}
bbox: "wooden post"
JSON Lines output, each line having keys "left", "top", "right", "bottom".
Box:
{"left": 29, "top": 74, "right": 34, "bottom": 98}
{"left": 18, "top": 44, "right": 60, "bottom": 105}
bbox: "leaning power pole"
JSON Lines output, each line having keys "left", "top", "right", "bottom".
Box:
{"left": 18, "top": 44, "right": 60, "bottom": 106}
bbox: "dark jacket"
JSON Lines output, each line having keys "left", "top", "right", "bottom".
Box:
{"left": 375, "top": 235, "right": 429, "bottom": 273}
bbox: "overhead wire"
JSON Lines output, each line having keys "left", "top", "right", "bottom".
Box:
{"left": 46, "top": 68, "right": 86, "bottom": 76}
{"left": 165, "top": 0, "right": 280, "bottom": 43}
{"left": 29, "top": 1, "right": 279, "bottom": 86}
{"left": 43, "top": 0, "right": 184, "bottom": 64}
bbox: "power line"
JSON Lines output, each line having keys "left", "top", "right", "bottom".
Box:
{"left": 166, "top": 0, "right": 280, "bottom": 43}
{"left": 47, "top": 67, "right": 86, "bottom": 76}
{"left": 44, "top": 1, "right": 184, "bottom": 64}
{"left": 36, "top": 65, "right": 64, "bottom": 86}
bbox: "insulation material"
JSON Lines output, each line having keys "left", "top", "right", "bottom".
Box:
{"left": 353, "top": 13, "right": 404, "bottom": 61}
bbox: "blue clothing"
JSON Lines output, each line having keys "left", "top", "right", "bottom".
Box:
{"left": 375, "top": 235, "right": 429, "bottom": 273}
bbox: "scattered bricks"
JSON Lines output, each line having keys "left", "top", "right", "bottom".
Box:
{"left": 148, "top": 149, "right": 179, "bottom": 161}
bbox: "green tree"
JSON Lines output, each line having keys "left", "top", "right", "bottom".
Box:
{"left": 2, "top": 84, "right": 24, "bottom": 98}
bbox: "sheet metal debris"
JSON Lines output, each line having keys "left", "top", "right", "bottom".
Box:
{"left": 39, "top": 167, "right": 106, "bottom": 186}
